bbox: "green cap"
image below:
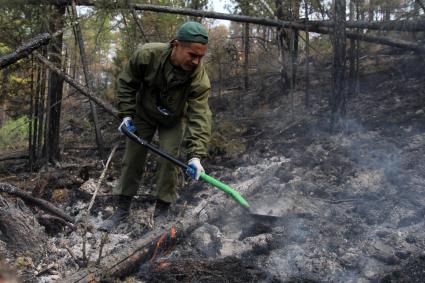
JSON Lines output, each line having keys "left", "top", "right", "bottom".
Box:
{"left": 176, "top": 21, "right": 208, "bottom": 44}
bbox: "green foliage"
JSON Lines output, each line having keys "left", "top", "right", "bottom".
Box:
{"left": 0, "top": 116, "right": 29, "bottom": 151}
{"left": 0, "top": 43, "right": 11, "bottom": 55}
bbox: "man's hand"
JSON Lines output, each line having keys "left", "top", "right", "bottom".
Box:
{"left": 187, "top": 158, "right": 205, "bottom": 180}
{"left": 118, "top": 117, "right": 136, "bottom": 134}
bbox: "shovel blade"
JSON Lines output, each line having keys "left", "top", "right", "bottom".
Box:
{"left": 245, "top": 207, "right": 285, "bottom": 222}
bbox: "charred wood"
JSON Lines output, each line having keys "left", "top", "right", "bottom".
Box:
{"left": 64, "top": 221, "right": 200, "bottom": 282}
{"left": 45, "top": 4, "right": 66, "bottom": 162}
{"left": 330, "top": 0, "right": 347, "bottom": 130}
{"left": 37, "top": 213, "right": 76, "bottom": 230}
{"left": 63, "top": 200, "right": 209, "bottom": 282}
{"left": 0, "top": 33, "right": 51, "bottom": 70}
{"left": 0, "top": 183, "right": 74, "bottom": 223}
{"left": 122, "top": 4, "right": 425, "bottom": 53}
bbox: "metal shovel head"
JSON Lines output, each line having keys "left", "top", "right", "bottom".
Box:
{"left": 245, "top": 206, "right": 286, "bottom": 222}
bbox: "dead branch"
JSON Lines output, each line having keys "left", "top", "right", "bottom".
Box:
{"left": 1, "top": 0, "right": 419, "bottom": 62}
{"left": 88, "top": 144, "right": 119, "bottom": 212}
{"left": 96, "top": 232, "right": 109, "bottom": 265}
{"left": 0, "top": 183, "right": 74, "bottom": 223}
{"left": 38, "top": 214, "right": 76, "bottom": 230}
{"left": 3, "top": 3, "right": 424, "bottom": 74}
{"left": 0, "top": 151, "right": 28, "bottom": 161}
{"left": 309, "top": 19, "right": 425, "bottom": 32}
{"left": 106, "top": 3, "right": 425, "bottom": 53}
{"left": 70, "top": 0, "right": 105, "bottom": 159}
{"left": 129, "top": 7, "right": 149, "bottom": 42}
{"left": 129, "top": 4, "right": 425, "bottom": 32}
{"left": 33, "top": 51, "right": 119, "bottom": 119}
{"left": 337, "top": 27, "right": 425, "bottom": 53}
{"left": 0, "top": 33, "right": 51, "bottom": 70}
{"left": 30, "top": 1, "right": 425, "bottom": 32}
{"left": 0, "top": 25, "right": 74, "bottom": 70}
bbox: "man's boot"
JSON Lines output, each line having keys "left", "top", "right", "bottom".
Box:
{"left": 99, "top": 195, "right": 132, "bottom": 231}
{"left": 154, "top": 199, "right": 171, "bottom": 218}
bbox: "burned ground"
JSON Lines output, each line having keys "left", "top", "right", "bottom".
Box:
{"left": 0, "top": 52, "right": 424, "bottom": 282}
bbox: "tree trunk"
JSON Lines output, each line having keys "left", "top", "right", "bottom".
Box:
{"left": 275, "top": 0, "right": 290, "bottom": 91}
{"left": 330, "top": 0, "right": 346, "bottom": 131}
{"left": 45, "top": 4, "right": 66, "bottom": 162}
{"left": 348, "top": 0, "right": 356, "bottom": 98}
{"left": 37, "top": 50, "right": 47, "bottom": 159}
{"left": 304, "top": 0, "right": 310, "bottom": 108}
{"left": 130, "top": 8, "right": 149, "bottom": 43}
{"left": 290, "top": 0, "right": 300, "bottom": 85}
{"left": 291, "top": 28, "right": 299, "bottom": 85}
{"left": 29, "top": 58, "right": 35, "bottom": 170}
{"left": 0, "top": 68, "right": 9, "bottom": 127}
{"left": 355, "top": 0, "right": 360, "bottom": 96}
{"left": 218, "top": 55, "right": 222, "bottom": 97}
{"left": 71, "top": 0, "right": 105, "bottom": 160}
{"left": 368, "top": 2, "right": 374, "bottom": 22}
{"left": 32, "top": 63, "right": 41, "bottom": 164}
{"left": 243, "top": 22, "right": 249, "bottom": 91}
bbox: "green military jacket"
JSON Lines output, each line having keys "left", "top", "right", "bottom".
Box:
{"left": 116, "top": 42, "right": 212, "bottom": 159}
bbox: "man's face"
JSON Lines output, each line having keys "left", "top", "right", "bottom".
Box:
{"left": 171, "top": 41, "right": 208, "bottom": 71}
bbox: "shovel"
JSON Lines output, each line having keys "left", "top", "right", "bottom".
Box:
{"left": 121, "top": 126, "right": 283, "bottom": 221}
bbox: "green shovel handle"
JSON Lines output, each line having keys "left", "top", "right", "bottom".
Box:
{"left": 200, "top": 172, "right": 250, "bottom": 208}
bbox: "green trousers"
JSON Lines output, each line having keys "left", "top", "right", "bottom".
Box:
{"left": 113, "top": 115, "right": 185, "bottom": 203}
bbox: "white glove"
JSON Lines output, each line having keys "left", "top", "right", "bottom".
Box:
{"left": 118, "top": 117, "right": 136, "bottom": 134}
{"left": 187, "top": 158, "right": 205, "bottom": 180}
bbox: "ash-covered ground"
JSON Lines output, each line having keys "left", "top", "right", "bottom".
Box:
{"left": 137, "top": 53, "right": 425, "bottom": 283}
{"left": 0, "top": 52, "right": 424, "bottom": 283}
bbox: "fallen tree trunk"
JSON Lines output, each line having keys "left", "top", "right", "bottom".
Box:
{"left": 345, "top": 30, "right": 425, "bottom": 53}
{"left": 23, "top": 1, "right": 425, "bottom": 32}
{"left": 128, "top": 5, "right": 425, "bottom": 53}
{"left": 2, "top": 5, "right": 423, "bottom": 74}
{"left": 0, "top": 183, "right": 74, "bottom": 223}
{"left": 33, "top": 51, "right": 119, "bottom": 119}
{"left": 7, "top": 1, "right": 420, "bottom": 54}
{"left": 309, "top": 19, "right": 425, "bottom": 32}
{"left": 0, "top": 33, "right": 51, "bottom": 70}
{"left": 0, "top": 27, "right": 69, "bottom": 70}
{"left": 64, "top": 200, "right": 208, "bottom": 282}
{"left": 0, "top": 151, "right": 28, "bottom": 161}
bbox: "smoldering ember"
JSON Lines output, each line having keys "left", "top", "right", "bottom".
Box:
{"left": 0, "top": 1, "right": 425, "bottom": 283}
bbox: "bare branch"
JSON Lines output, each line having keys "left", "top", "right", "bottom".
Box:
{"left": 0, "top": 183, "right": 74, "bottom": 223}
{"left": 33, "top": 51, "right": 119, "bottom": 119}
{"left": 0, "top": 33, "right": 51, "bottom": 70}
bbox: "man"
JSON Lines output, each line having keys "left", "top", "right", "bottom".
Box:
{"left": 100, "top": 21, "right": 212, "bottom": 231}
